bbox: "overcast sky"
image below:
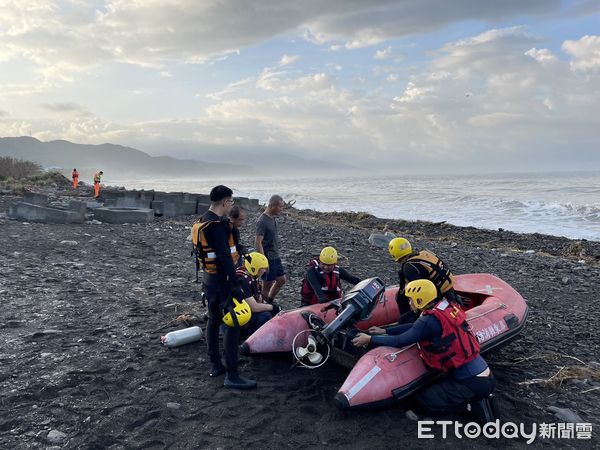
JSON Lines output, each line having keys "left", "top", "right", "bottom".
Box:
{"left": 0, "top": 0, "right": 599, "bottom": 173}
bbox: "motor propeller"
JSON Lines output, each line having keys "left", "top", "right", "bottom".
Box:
{"left": 292, "top": 329, "right": 330, "bottom": 368}
{"left": 294, "top": 335, "right": 323, "bottom": 364}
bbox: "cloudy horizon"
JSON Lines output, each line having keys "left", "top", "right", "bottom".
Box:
{"left": 0, "top": 0, "right": 599, "bottom": 174}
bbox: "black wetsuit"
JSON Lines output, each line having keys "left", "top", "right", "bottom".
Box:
{"left": 202, "top": 210, "right": 246, "bottom": 376}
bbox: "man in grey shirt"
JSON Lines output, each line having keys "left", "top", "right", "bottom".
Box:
{"left": 255, "top": 194, "right": 286, "bottom": 303}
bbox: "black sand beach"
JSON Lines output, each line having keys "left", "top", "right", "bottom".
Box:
{"left": 1, "top": 185, "right": 599, "bottom": 449}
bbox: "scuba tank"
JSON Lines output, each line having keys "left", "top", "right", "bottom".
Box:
{"left": 160, "top": 326, "right": 203, "bottom": 347}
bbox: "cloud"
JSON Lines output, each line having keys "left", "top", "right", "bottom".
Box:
{"left": 256, "top": 69, "right": 333, "bottom": 93}
{"left": 525, "top": 47, "right": 558, "bottom": 64}
{"left": 0, "top": 0, "right": 561, "bottom": 83}
{"left": 205, "top": 77, "right": 254, "bottom": 100}
{"left": 0, "top": 5, "right": 597, "bottom": 173}
{"left": 374, "top": 46, "right": 392, "bottom": 60}
{"left": 39, "top": 102, "right": 92, "bottom": 116}
{"left": 562, "top": 35, "right": 600, "bottom": 72}
{"left": 279, "top": 54, "right": 300, "bottom": 66}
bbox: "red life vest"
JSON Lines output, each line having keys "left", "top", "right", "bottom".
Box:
{"left": 236, "top": 266, "right": 262, "bottom": 300}
{"left": 418, "top": 299, "right": 480, "bottom": 371}
{"left": 300, "top": 259, "right": 342, "bottom": 305}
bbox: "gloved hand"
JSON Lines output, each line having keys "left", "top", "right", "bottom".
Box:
{"left": 271, "top": 302, "right": 282, "bottom": 316}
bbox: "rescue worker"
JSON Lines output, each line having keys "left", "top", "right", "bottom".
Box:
{"left": 93, "top": 170, "right": 103, "bottom": 198}
{"left": 255, "top": 194, "right": 286, "bottom": 303}
{"left": 301, "top": 246, "right": 361, "bottom": 306}
{"left": 236, "top": 252, "right": 281, "bottom": 338}
{"left": 388, "top": 237, "right": 459, "bottom": 323}
{"left": 198, "top": 185, "right": 256, "bottom": 390}
{"left": 351, "top": 279, "right": 497, "bottom": 423}
{"left": 229, "top": 205, "right": 248, "bottom": 264}
{"left": 71, "top": 168, "right": 79, "bottom": 189}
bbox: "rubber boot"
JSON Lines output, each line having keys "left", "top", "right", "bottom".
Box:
{"left": 209, "top": 362, "right": 226, "bottom": 377}
{"left": 469, "top": 394, "right": 498, "bottom": 424}
{"left": 224, "top": 373, "right": 257, "bottom": 390}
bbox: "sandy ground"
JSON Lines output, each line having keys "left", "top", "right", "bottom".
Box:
{"left": 0, "top": 187, "right": 599, "bottom": 449}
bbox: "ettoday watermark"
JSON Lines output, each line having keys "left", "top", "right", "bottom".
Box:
{"left": 418, "top": 420, "right": 593, "bottom": 444}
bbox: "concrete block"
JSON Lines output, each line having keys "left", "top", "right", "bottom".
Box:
{"left": 162, "top": 202, "right": 183, "bottom": 217}
{"left": 182, "top": 201, "right": 196, "bottom": 215}
{"left": 23, "top": 192, "right": 48, "bottom": 205}
{"left": 196, "top": 202, "right": 210, "bottom": 214}
{"left": 85, "top": 201, "right": 103, "bottom": 209}
{"left": 151, "top": 200, "right": 164, "bottom": 216}
{"left": 9, "top": 202, "right": 85, "bottom": 224}
{"left": 114, "top": 192, "right": 152, "bottom": 209}
{"left": 101, "top": 191, "right": 125, "bottom": 201}
{"left": 154, "top": 192, "right": 184, "bottom": 203}
{"left": 93, "top": 207, "right": 154, "bottom": 224}
{"left": 68, "top": 200, "right": 87, "bottom": 214}
{"left": 139, "top": 190, "right": 155, "bottom": 201}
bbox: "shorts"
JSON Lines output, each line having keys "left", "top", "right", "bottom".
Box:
{"left": 262, "top": 257, "right": 285, "bottom": 281}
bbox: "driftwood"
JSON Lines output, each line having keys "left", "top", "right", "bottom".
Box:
{"left": 153, "top": 313, "right": 202, "bottom": 332}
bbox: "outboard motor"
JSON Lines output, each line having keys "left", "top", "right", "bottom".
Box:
{"left": 293, "top": 277, "right": 385, "bottom": 368}
{"left": 321, "top": 277, "right": 385, "bottom": 340}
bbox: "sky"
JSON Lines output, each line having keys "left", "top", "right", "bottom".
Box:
{"left": 0, "top": 0, "right": 599, "bottom": 174}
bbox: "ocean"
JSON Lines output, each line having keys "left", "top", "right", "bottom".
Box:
{"left": 112, "top": 170, "right": 600, "bottom": 242}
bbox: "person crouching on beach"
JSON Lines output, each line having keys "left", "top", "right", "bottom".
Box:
{"left": 255, "top": 194, "right": 286, "bottom": 303}
{"left": 388, "top": 237, "right": 459, "bottom": 323}
{"left": 197, "top": 185, "right": 257, "bottom": 390}
{"left": 300, "top": 246, "right": 361, "bottom": 306}
{"left": 236, "top": 252, "right": 281, "bottom": 339}
{"left": 351, "top": 279, "right": 497, "bottom": 423}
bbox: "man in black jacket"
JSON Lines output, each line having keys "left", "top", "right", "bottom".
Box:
{"left": 197, "top": 185, "right": 256, "bottom": 390}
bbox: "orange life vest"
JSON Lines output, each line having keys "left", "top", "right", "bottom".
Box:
{"left": 405, "top": 250, "right": 454, "bottom": 294}
{"left": 192, "top": 219, "right": 239, "bottom": 275}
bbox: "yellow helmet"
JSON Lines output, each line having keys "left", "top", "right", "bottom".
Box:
{"left": 319, "top": 246, "right": 338, "bottom": 265}
{"left": 405, "top": 279, "right": 438, "bottom": 310}
{"left": 388, "top": 237, "right": 412, "bottom": 262}
{"left": 244, "top": 252, "right": 269, "bottom": 277}
{"left": 222, "top": 298, "right": 252, "bottom": 327}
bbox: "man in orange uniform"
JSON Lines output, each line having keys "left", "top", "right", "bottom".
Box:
{"left": 71, "top": 168, "right": 79, "bottom": 189}
{"left": 93, "top": 171, "right": 103, "bottom": 198}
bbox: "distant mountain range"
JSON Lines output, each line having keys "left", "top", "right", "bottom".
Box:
{"left": 0, "top": 136, "right": 357, "bottom": 180}
{"left": 0, "top": 136, "right": 256, "bottom": 179}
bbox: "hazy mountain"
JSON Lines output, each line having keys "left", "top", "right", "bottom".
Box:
{"left": 137, "top": 140, "right": 358, "bottom": 175}
{"left": 0, "top": 137, "right": 358, "bottom": 180}
{"left": 0, "top": 136, "right": 256, "bottom": 179}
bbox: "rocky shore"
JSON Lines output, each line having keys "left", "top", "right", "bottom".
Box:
{"left": 0, "top": 184, "right": 598, "bottom": 448}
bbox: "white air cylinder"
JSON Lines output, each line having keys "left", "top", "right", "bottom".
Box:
{"left": 160, "top": 326, "right": 203, "bottom": 347}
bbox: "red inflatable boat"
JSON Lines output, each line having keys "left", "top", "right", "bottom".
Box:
{"left": 241, "top": 274, "right": 528, "bottom": 409}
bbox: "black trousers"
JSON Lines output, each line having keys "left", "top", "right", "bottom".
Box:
{"left": 205, "top": 284, "right": 240, "bottom": 376}
{"left": 416, "top": 372, "right": 495, "bottom": 414}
